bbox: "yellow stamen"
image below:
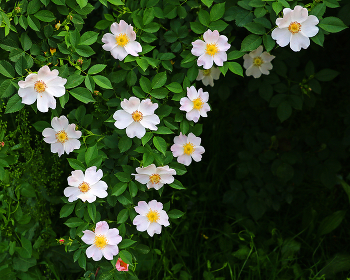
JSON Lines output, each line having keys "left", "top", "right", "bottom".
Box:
{"left": 34, "top": 80, "right": 46, "bottom": 93}
{"left": 146, "top": 209, "right": 160, "bottom": 223}
{"left": 288, "top": 21, "right": 301, "bottom": 34}
{"left": 116, "top": 33, "right": 129, "bottom": 47}
{"left": 183, "top": 142, "right": 194, "bottom": 155}
{"left": 55, "top": 130, "right": 68, "bottom": 143}
{"left": 205, "top": 43, "right": 218, "bottom": 56}
{"left": 203, "top": 69, "right": 211, "bottom": 76}
{"left": 94, "top": 235, "right": 107, "bottom": 249}
{"left": 192, "top": 98, "right": 204, "bottom": 110}
{"left": 253, "top": 57, "right": 263, "bottom": 67}
{"left": 132, "top": 110, "right": 143, "bottom": 122}
{"left": 50, "top": 48, "right": 56, "bottom": 55}
{"left": 79, "top": 182, "right": 90, "bottom": 193}
{"left": 149, "top": 174, "right": 161, "bottom": 184}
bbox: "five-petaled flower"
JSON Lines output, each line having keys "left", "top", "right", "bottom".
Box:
{"left": 116, "top": 258, "right": 129, "bottom": 271}
{"left": 18, "top": 65, "right": 67, "bottom": 112}
{"left": 133, "top": 164, "right": 176, "bottom": 190}
{"left": 243, "top": 46, "right": 275, "bottom": 78}
{"left": 191, "top": 29, "right": 231, "bottom": 69}
{"left": 42, "top": 116, "right": 81, "bottom": 157}
{"left": 196, "top": 67, "right": 221, "bottom": 87}
{"left": 133, "top": 200, "right": 170, "bottom": 237}
{"left": 113, "top": 97, "right": 160, "bottom": 139}
{"left": 82, "top": 221, "right": 122, "bottom": 261}
{"left": 171, "top": 133, "right": 205, "bottom": 166}
{"left": 271, "top": 5, "right": 319, "bottom": 52}
{"left": 64, "top": 166, "right": 108, "bottom": 203}
{"left": 179, "top": 86, "right": 211, "bottom": 123}
{"left": 102, "top": 20, "right": 142, "bottom": 61}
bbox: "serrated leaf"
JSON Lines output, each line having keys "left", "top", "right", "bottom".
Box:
{"left": 33, "top": 121, "right": 50, "bottom": 132}
{"left": 151, "top": 72, "right": 167, "bottom": 89}
{"left": 34, "top": 10, "right": 55, "bottom": 22}
{"left": 70, "top": 87, "right": 95, "bottom": 103}
{"left": 168, "top": 209, "right": 184, "bottom": 219}
{"left": 93, "top": 75, "right": 113, "bottom": 89}
{"left": 153, "top": 136, "right": 167, "bottom": 155}
{"left": 5, "top": 94, "right": 24, "bottom": 114}
{"left": 0, "top": 60, "right": 15, "bottom": 78}
{"left": 241, "top": 34, "right": 262, "bottom": 52}
{"left": 88, "top": 64, "right": 107, "bottom": 75}
{"left": 319, "top": 17, "right": 347, "bottom": 33}
{"left": 60, "top": 203, "right": 75, "bottom": 218}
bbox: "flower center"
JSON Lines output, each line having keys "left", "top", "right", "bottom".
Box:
{"left": 149, "top": 174, "right": 161, "bottom": 184}
{"left": 205, "top": 43, "right": 218, "bottom": 56}
{"left": 253, "top": 57, "right": 264, "bottom": 67}
{"left": 193, "top": 98, "right": 204, "bottom": 110}
{"left": 116, "top": 33, "right": 129, "bottom": 47}
{"left": 55, "top": 130, "right": 68, "bottom": 143}
{"left": 203, "top": 69, "right": 211, "bottom": 76}
{"left": 183, "top": 142, "right": 195, "bottom": 155}
{"left": 94, "top": 235, "right": 107, "bottom": 250}
{"left": 78, "top": 182, "right": 90, "bottom": 193}
{"left": 120, "top": 260, "right": 128, "bottom": 269}
{"left": 34, "top": 80, "right": 46, "bottom": 93}
{"left": 146, "top": 209, "right": 160, "bottom": 223}
{"left": 132, "top": 110, "right": 143, "bottom": 122}
{"left": 288, "top": 21, "right": 301, "bottom": 34}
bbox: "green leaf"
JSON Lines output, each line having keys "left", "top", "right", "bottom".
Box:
{"left": 166, "top": 82, "right": 183, "bottom": 93}
{"left": 244, "top": 22, "right": 265, "bottom": 35}
{"left": 88, "top": 64, "right": 107, "bottom": 75}
{"left": 118, "top": 135, "right": 132, "bottom": 152}
{"left": 0, "top": 60, "right": 15, "bottom": 78}
{"left": 318, "top": 210, "right": 346, "bottom": 236}
{"left": 113, "top": 182, "right": 128, "bottom": 196}
{"left": 70, "top": 87, "right": 95, "bottom": 103}
{"left": 277, "top": 101, "right": 292, "bottom": 122}
{"left": 119, "top": 250, "right": 133, "bottom": 264}
{"left": 27, "top": 0, "right": 41, "bottom": 14}
{"left": 117, "top": 209, "right": 128, "bottom": 223}
{"left": 85, "top": 144, "right": 98, "bottom": 166}
{"left": 241, "top": 34, "right": 262, "bottom": 52}
{"left": 228, "top": 62, "right": 243, "bottom": 76}
{"left": 60, "top": 203, "right": 75, "bottom": 218}
{"left": 228, "top": 51, "right": 245, "bottom": 60}
{"left": 263, "top": 34, "right": 275, "bottom": 52}
{"left": 137, "top": 58, "right": 149, "bottom": 72}
{"left": 76, "top": 45, "right": 95, "bottom": 57}
{"left": 87, "top": 203, "right": 97, "bottom": 223}
{"left": 64, "top": 217, "right": 84, "bottom": 227}
{"left": 66, "top": 74, "right": 84, "bottom": 89}
{"left": 27, "top": 15, "right": 40, "bottom": 31}
{"left": 170, "top": 179, "right": 186, "bottom": 190}
{"left": 153, "top": 136, "right": 167, "bottom": 155}
{"left": 210, "top": 3, "right": 225, "bottom": 21}
{"left": 77, "top": 0, "right": 88, "bottom": 8}
{"left": 34, "top": 10, "right": 55, "bottom": 22}
{"left": 272, "top": 2, "right": 283, "bottom": 15}
{"left": 143, "top": 7, "right": 154, "bottom": 25}
{"left": 151, "top": 72, "right": 167, "bottom": 89}
{"left": 154, "top": 126, "right": 173, "bottom": 134}
{"left": 142, "top": 132, "right": 153, "bottom": 146}
{"left": 67, "top": 158, "right": 85, "bottom": 170}
{"left": 5, "top": 94, "right": 24, "bottom": 114}
{"left": 150, "top": 88, "right": 168, "bottom": 99}
{"left": 33, "top": 121, "right": 50, "bottom": 132}
{"left": 190, "top": 22, "right": 207, "bottom": 34}
{"left": 108, "top": 0, "right": 124, "bottom": 4}
{"left": 319, "top": 17, "right": 347, "bottom": 33}
{"left": 140, "top": 76, "right": 152, "bottom": 93}
{"left": 168, "top": 209, "right": 185, "bottom": 219}
{"left": 20, "top": 33, "right": 32, "bottom": 51}
{"left": 79, "top": 31, "right": 99, "bottom": 45}
{"left": 119, "top": 239, "right": 137, "bottom": 249}
{"left": 201, "top": 0, "right": 214, "bottom": 8}
{"left": 0, "top": 80, "right": 16, "bottom": 98}
{"left": 209, "top": 20, "right": 229, "bottom": 32}
{"left": 78, "top": 253, "right": 86, "bottom": 270}
{"left": 92, "top": 75, "right": 113, "bottom": 89}
{"left": 13, "top": 257, "right": 36, "bottom": 272}
{"left": 15, "top": 56, "right": 28, "bottom": 76}
{"left": 198, "top": 10, "right": 210, "bottom": 27}
{"left": 20, "top": 236, "right": 32, "bottom": 258}
{"left": 315, "top": 69, "right": 339, "bottom": 81}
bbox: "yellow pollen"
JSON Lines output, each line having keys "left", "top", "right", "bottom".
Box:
{"left": 205, "top": 43, "right": 218, "bottom": 56}
{"left": 149, "top": 174, "right": 161, "bottom": 184}
{"left": 253, "top": 57, "right": 263, "bottom": 67}
{"left": 288, "top": 21, "right": 301, "bottom": 34}
{"left": 116, "top": 33, "right": 129, "bottom": 47}
{"left": 183, "top": 142, "right": 195, "bottom": 155}
{"left": 55, "top": 130, "right": 68, "bottom": 143}
{"left": 203, "top": 69, "right": 211, "bottom": 76}
{"left": 192, "top": 98, "right": 204, "bottom": 110}
{"left": 146, "top": 209, "right": 160, "bottom": 223}
{"left": 94, "top": 235, "right": 107, "bottom": 249}
{"left": 34, "top": 80, "right": 46, "bottom": 93}
{"left": 78, "top": 182, "right": 90, "bottom": 193}
{"left": 132, "top": 110, "right": 143, "bottom": 122}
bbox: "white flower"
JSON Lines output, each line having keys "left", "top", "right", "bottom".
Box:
{"left": 179, "top": 86, "right": 210, "bottom": 123}
{"left": 271, "top": 5, "right": 319, "bottom": 52}
{"left": 196, "top": 67, "right": 221, "bottom": 87}
{"left": 18, "top": 65, "right": 67, "bottom": 112}
{"left": 82, "top": 221, "right": 122, "bottom": 261}
{"left": 42, "top": 115, "right": 81, "bottom": 157}
{"left": 113, "top": 97, "right": 160, "bottom": 139}
{"left": 191, "top": 29, "right": 231, "bottom": 69}
{"left": 64, "top": 166, "right": 108, "bottom": 203}
{"left": 102, "top": 20, "right": 142, "bottom": 61}
{"left": 133, "top": 164, "right": 176, "bottom": 190}
{"left": 243, "top": 46, "right": 275, "bottom": 78}
{"left": 133, "top": 200, "right": 170, "bottom": 237}
{"left": 170, "top": 132, "right": 205, "bottom": 166}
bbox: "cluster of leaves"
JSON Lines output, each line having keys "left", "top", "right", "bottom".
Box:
{"left": 0, "top": 0, "right": 349, "bottom": 279}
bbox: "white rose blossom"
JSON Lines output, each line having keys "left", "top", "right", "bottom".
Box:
{"left": 243, "top": 46, "right": 275, "bottom": 78}
{"left": 133, "top": 164, "right": 176, "bottom": 190}
{"left": 113, "top": 97, "right": 160, "bottom": 139}
{"left": 179, "top": 86, "right": 211, "bottom": 123}
{"left": 64, "top": 166, "right": 108, "bottom": 203}
{"left": 191, "top": 29, "right": 231, "bottom": 69}
{"left": 170, "top": 132, "right": 205, "bottom": 166}
{"left": 42, "top": 116, "right": 81, "bottom": 157}
{"left": 196, "top": 67, "right": 221, "bottom": 87}
{"left": 133, "top": 200, "right": 170, "bottom": 237}
{"left": 18, "top": 65, "right": 67, "bottom": 112}
{"left": 82, "top": 221, "right": 122, "bottom": 261}
{"left": 271, "top": 5, "right": 319, "bottom": 52}
{"left": 102, "top": 20, "right": 142, "bottom": 61}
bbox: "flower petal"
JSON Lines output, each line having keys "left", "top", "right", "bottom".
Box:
{"left": 203, "top": 30, "right": 219, "bottom": 44}
{"left": 140, "top": 115, "right": 160, "bottom": 130}
{"left": 271, "top": 28, "right": 291, "bottom": 47}
{"left": 63, "top": 186, "right": 80, "bottom": 202}
{"left": 147, "top": 222, "right": 162, "bottom": 237}
{"left": 177, "top": 154, "right": 192, "bottom": 166}
{"left": 246, "top": 65, "right": 262, "bottom": 78}
{"left": 51, "top": 116, "right": 69, "bottom": 131}
{"left": 86, "top": 245, "right": 103, "bottom": 261}
{"left": 51, "top": 142, "right": 64, "bottom": 157}
{"left": 102, "top": 245, "right": 119, "bottom": 260}
{"left": 192, "top": 147, "right": 205, "bottom": 162}
{"left": 124, "top": 41, "right": 142, "bottom": 56}
{"left": 106, "top": 228, "right": 122, "bottom": 245}
{"left": 84, "top": 166, "right": 102, "bottom": 185}
{"left": 139, "top": 99, "right": 158, "bottom": 116}
{"left": 179, "top": 97, "right": 193, "bottom": 112}
{"left": 68, "top": 170, "right": 84, "bottom": 187}
{"left": 187, "top": 133, "right": 201, "bottom": 146}
{"left": 110, "top": 45, "right": 128, "bottom": 60}
{"left": 66, "top": 124, "right": 82, "bottom": 139}
{"left": 121, "top": 96, "right": 140, "bottom": 114}
{"left": 300, "top": 16, "right": 319, "bottom": 37}
{"left": 134, "top": 173, "right": 150, "bottom": 184}
{"left": 217, "top": 35, "right": 230, "bottom": 51}
{"left": 159, "top": 174, "right": 175, "bottom": 184}
{"left": 64, "top": 139, "right": 81, "bottom": 154}
{"left": 197, "top": 53, "right": 214, "bottom": 69}
{"left": 171, "top": 144, "right": 184, "bottom": 157}
{"left": 173, "top": 133, "right": 187, "bottom": 146}
{"left": 149, "top": 200, "right": 163, "bottom": 211}
{"left": 186, "top": 109, "right": 200, "bottom": 122}
{"left": 213, "top": 51, "right": 227, "bottom": 67}
{"left": 191, "top": 40, "right": 206, "bottom": 56}
{"left": 136, "top": 164, "right": 157, "bottom": 175}
{"left": 113, "top": 110, "right": 134, "bottom": 129}
{"left": 133, "top": 215, "right": 150, "bottom": 232}
{"left": 187, "top": 86, "right": 199, "bottom": 101}
{"left": 18, "top": 73, "right": 37, "bottom": 88}
{"left": 126, "top": 121, "right": 146, "bottom": 139}
{"left": 18, "top": 88, "right": 37, "bottom": 105}
{"left": 158, "top": 210, "right": 170, "bottom": 226}
{"left": 82, "top": 230, "right": 95, "bottom": 244}
{"left": 134, "top": 201, "right": 150, "bottom": 215}
{"left": 290, "top": 33, "right": 309, "bottom": 52}
{"left": 95, "top": 221, "right": 109, "bottom": 235}
{"left": 90, "top": 181, "right": 108, "bottom": 198}
{"left": 198, "top": 88, "right": 209, "bottom": 103}
{"left": 37, "top": 92, "right": 56, "bottom": 112}
{"left": 102, "top": 33, "right": 117, "bottom": 51}
{"left": 291, "top": 5, "right": 308, "bottom": 23}
{"left": 45, "top": 85, "right": 65, "bottom": 98}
